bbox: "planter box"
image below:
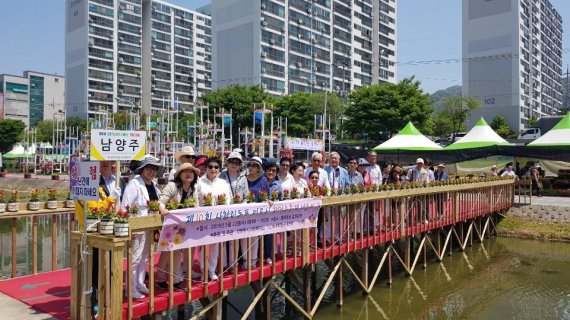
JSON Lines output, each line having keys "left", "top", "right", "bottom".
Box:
{"left": 24, "top": 173, "right": 32, "bottom": 179}
{"left": 46, "top": 200, "right": 58, "bottom": 209}
{"left": 114, "top": 223, "right": 129, "bottom": 237}
{"left": 86, "top": 218, "right": 100, "bottom": 233}
{"left": 0, "top": 203, "right": 5, "bottom": 213}
{"left": 52, "top": 175, "right": 60, "bottom": 181}
{"left": 99, "top": 219, "right": 114, "bottom": 235}
{"left": 28, "top": 202, "right": 41, "bottom": 211}
{"left": 7, "top": 203, "right": 19, "bottom": 212}
{"left": 65, "top": 200, "right": 75, "bottom": 208}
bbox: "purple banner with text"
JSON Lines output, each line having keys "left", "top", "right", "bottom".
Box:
{"left": 157, "top": 198, "right": 321, "bottom": 251}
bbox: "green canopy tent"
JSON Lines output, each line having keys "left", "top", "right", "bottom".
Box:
{"left": 445, "top": 117, "right": 511, "bottom": 150}
{"left": 527, "top": 113, "right": 570, "bottom": 147}
{"left": 1, "top": 143, "right": 33, "bottom": 159}
{"left": 372, "top": 122, "right": 442, "bottom": 163}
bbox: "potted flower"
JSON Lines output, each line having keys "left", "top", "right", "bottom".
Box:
{"left": 65, "top": 192, "right": 75, "bottom": 208}
{"left": 246, "top": 191, "right": 255, "bottom": 203}
{"left": 147, "top": 200, "right": 160, "bottom": 215}
{"left": 28, "top": 189, "right": 41, "bottom": 211}
{"left": 98, "top": 205, "right": 115, "bottom": 235}
{"left": 232, "top": 194, "right": 242, "bottom": 204}
{"left": 46, "top": 188, "right": 58, "bottom": 209}
{"left": 216, "top": 193, "right": 227, "bottom": 205}
{"left": 0, "top": 192, "right": 5, "bottom": 213}
{"left": 303, "top": 187, "right": 310, "bottom": 198}
{"left": 203, "top": 193, "right": 214, "bottom": 206}
{"left": 180, "top": 197, "right": 196, "bottom": 208}
{"left": 322, "top": 186, "right": 330, "bottom": 196}
{"left": 291, "top": 187, "right": 300, "bottom": 199}
{"left": 85, "top": 204, "right": 100, "bottom": 233}
{"left": 114, "top": 209, "right": 129, "bottom": 237}
{"left": 7, "top": 191, "right": 19, "bottom": 212}
{"left": 282, "top": 190, "right": 290, "bottom": 200}
{"left": 166, "top": 199, "right": 179, "bottom": 210}
{"left": 270, "top": 190, "right": 279, "bottom": 201}
{"left": 259, "top": 190, "right": 268, "bottom": 202}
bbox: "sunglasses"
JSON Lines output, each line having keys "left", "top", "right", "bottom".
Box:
{"left": 207, "top": 165, "right": 220, "bottom": 170}
{"left": 228, "top": 160, "right": 241, "bottom": 165}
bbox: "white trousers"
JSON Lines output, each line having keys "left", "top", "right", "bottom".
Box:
{"left": 132, "top": 231, "right": 149, "bottom": 292}
{"left": 199, "top": 244, "right": 219, "bottom": 276}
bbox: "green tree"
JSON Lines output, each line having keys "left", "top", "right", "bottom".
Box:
{"left": 274, "top": 92, "right": 313, "bottom": 137}
{"left": 490, "top": 114, "right": 516, "bottom": 138}
{"left": 34, "top": 120, "right": 55, "bottom": 142}
{"left": 344, "top": 77, "right": 433, "bottom": 140}
{"left": 527, "top": 115, "right": 538, "bottom": 126}
{"left": 431, "top": 110, "right": 454, "bottom": 137}
{"left": 308, "top": 92, "right": 345, "bottom": 137}
{"left": 439, "top": 96, "right": 481, "bottom": 140}
{"left": 66, "top": 117, "right": 88, "bottom": 136}
{"left": 0, "top": 119, "right": 26, "bottom": 153}
{"left": 201, "top": 84, "right": 274, "bottom": 138}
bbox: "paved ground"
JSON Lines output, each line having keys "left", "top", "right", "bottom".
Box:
{"left": 0, "top": 292, "right": 56, "bottom": 320}
{"left": 531, "top": 196, "right": 570, "bottom": 207}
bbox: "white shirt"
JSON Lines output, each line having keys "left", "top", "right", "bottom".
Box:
{"left": 278, "top": 172, "right": 294, "bottom": 193}
{"left": 368, "top": 164, "right": 382, "bottom": 184}
{"left": 195, "top": 175, "right": 232, "bottom": 206}
{"left": 120, "top": 176, "right": 160, "bottom": 216}
{"left": 501, "top": 170, "right": 516, "bottom": 177}
{"left": 291, "top": 177, "right": 309, "bottom": 197}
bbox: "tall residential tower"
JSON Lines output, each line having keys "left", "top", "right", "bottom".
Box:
{"left": 463, "top": 0, "right": 563, "bottom": 132}
{"left": 212, "top": 0, "right": 397, "bottom": 95}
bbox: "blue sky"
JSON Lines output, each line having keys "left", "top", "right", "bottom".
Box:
{"left": 0, "top": 0, "right": 568, "bottom": 93}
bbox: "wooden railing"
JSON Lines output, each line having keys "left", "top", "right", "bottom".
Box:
{"left": 69, "top": 179, "right": 514, "bottom": 320}
{"left": 0, "top": 202, "right": 76, "bottom": 278}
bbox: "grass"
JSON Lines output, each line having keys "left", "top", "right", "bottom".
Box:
{"left": 496, "top": 215, "right": 570, "bottom": 241}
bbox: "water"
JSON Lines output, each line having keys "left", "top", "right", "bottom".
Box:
{"left": 315, "top": 238, "right": 570, "bottom": 320}
{"left": 0, "top": 215, "right": 71, "bottom": 278}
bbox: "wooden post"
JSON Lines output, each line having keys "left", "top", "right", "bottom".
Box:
{"left": 335, "top": 258, "right": 343, "bottom": 307}
{"left": 32, "top": 216, "right": 38, "bottom": 274}
{"left": 361, "top": 248, "right": 368, "bottom": 296}
{"left": 52, "top": 217, "right": 57, "bottom": 271}
{"left": 303, "top": 266, "right": 312, "bottom": 313}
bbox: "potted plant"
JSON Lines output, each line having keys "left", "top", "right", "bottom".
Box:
{"left": 85, "top": 204, "right": 100, "bottom": 233}
{"left": 270, "top": 190, "right": 279, "bottom": 201}
{"left": 291, "top": 187, "right": 299, "bottom": 199}
{"left": 51, "top": 173, "right": 60, "bottom": 181}
{"left": 0, "top": 192, "right": 5, "bottom": 213}
{"left": 114, "top": 209, "right": 129, "bottom": 237}
{"left": 46, "top": 188, "right": 58, "bottom": 209}
{"left": 98, "top": 205, "right": 115, "bottom": 235}
{"left": 147, "top": 200, "right": 160, "bottom": 215}
{"left": 65, "top": 192, "right": 75, "bottom": 208}
{"left": 203, "top": 193, "right": 214, "bottom": 206}
{"left": 216, "top": 193, "right": 227, "bottom": 205}
{"left": 28, "top": 189, "right": 41, "bottom": 211}
{"left": 246, "top": 191, "right": 255, "bottom": 203}
{"left": 232, "top": 194, "right": 242, "bottom": 204}
{"left": 259, "top": 190, "right": 268, "bottom": 202}
{"left": 7, "top": 191, "right": 19, "bottom": 212}
{"left": 180, "top": 197, "right": 196, "bottom": 208}
{"left": 282, "top": 190, "right": 290, "bottom": 200}
{"left": 166, "top": 199, "right": 179, "bottom": 210}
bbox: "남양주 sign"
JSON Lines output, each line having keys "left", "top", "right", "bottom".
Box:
{"left": 90, "top": 129, "right": 146, "bottom": 161}
{"left": 69, "top": 161, "right": 99, "bottom": 200}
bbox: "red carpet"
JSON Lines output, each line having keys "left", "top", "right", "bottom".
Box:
{"left": 0, "top": 269, "right": 71, "bottom": 320}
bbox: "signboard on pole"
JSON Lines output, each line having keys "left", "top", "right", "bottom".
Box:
{"left": 69, "top": 161, "right": 99, "bottom": 200}
{"left": 285, "top": 137, "right": 324, "bottom": 151}
{"left": 90, "top": 129, "right": 146, "bottom": 160}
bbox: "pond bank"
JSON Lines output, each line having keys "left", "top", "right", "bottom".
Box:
{"left": 499, "top": 201, "right": 570, "bottom": 241}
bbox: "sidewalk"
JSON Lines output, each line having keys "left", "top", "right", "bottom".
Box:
{"left": 532, "top": 196, "right": 570, "bottom": 207}
{"left": 0, "top": 292, "right": 56, "bottom": 320}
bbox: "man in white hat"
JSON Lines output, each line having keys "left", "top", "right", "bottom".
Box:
{"left": 168, "top": 146, "right": 196, "bottom": 182}
{"left": 434, "top": 163, "right": 449, "bottom": 181}
{"left": 531, "top": 162, "right": 543, "bottom": 197}
{"left": 407, "top": 158, "right": 429, "bottom": 182}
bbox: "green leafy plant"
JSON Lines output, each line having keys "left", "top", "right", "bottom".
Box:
{"left": 0, "top": 191, "right": 5, "bottom": 203}
{"left": 115, "top": 209, "right": 129, "bottom": 223}
{"left": 30, "top": 189, "right": 40, "bottom": 202}
{"left": 147, "top": 200, "right": 160, "bottom": 212}
{"left": 47, "top": 188, "right": 58, "bottom": 201}
{"left": 180, "top": 198, "right": 196, "bottom": 208}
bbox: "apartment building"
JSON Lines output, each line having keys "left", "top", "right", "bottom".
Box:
{"left": 463, "top": 0, "right": 563, "bottom": 132}
{"left": 211, "top": 0, "right": 397, "bottom": 95}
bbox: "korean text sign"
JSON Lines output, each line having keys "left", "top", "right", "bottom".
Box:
{"left": 90, "top": 129, "right": 146, "bottom": 161}
{"left": 69, "top": 161, "right": 100, "bottom": 200}
{"left": 157, "top": 198, "right": 321, "bottom": 251}
{"left": 285, "top": 137, "right": 323, "bottom": 151}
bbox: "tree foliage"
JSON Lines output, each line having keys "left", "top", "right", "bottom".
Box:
{"left": 35, "top": 120, "right": 55, "bottom": 142}
{"left": 490, "top": 114, "right": 516, "bottom": 139}
{"left": 66, "top": 117, "right": 88, "bottom": 136}
{"left": 344, "top": 77, "right": 433, "bottom": 140}
{"left": 431, "top": 110, "right": 454, "bottom": 137}
{"left": 439, "top": 96, "right": 481, "bottom": 139}
{"left": 201, "top": 85, "right": 274, "bottom": 137}
{"left": 0, "top": 119, "right": 26, "bottom": 153}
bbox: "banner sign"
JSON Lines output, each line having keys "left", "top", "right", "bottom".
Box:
{"left": 69, "top": 161, "right": 99, "bottom": 200}
{"left": 157, "top": 198, "right": 321, "bottom": 251}
{"left": 90, "top": 129, "right": 146, "bottom": 161}
{"left": 285, "top": 137, "right": 324, "bottom": 151}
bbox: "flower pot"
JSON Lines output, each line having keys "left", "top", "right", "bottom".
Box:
{"left": 46, "top": 200, "right": 58, "bottom": 209}
{"left": 99, "top": 219, "right": 114, "bottom": 235}
{"left": 149, "top": 210, "right": 159, "bottom": 216}
{"left": 24, "top": 173, "right": 32, "bottom": 179}
{"left": 114, "top": 222, "right": 129, "bottom": 237}
{"left": 86, "top": 218, "right": 100, "bottom": 233}
{"left": 65, "top": 200, "right": 75, "bottom": 208}
{"left": 0, "top": 203, "right": 5, "bottom": 213}
{"left": 28, "top": 201, "right": 41, "bottom": 211}
{"left": 52, "top": 175, "right": 60, "bottom": 181}
{"left": 7, "top": 203, "right": 19, "bottom": 212}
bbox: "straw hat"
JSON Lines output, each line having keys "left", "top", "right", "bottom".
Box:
{"left": 174, "top": 163, "right": 200, "bottom": 180}
{"left": 174, "top": 146, "right": 195, "bottom": 161}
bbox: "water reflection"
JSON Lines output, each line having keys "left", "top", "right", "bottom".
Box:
{"left": 316, "top": 238, "right": 570, "bottom": 320}
{"left": 0, "top": 215, "right": 71, "bottom": 278}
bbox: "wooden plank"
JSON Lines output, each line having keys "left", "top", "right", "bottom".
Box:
{"left": 128, "top": 214, "right": 163, "bottom": 232}
{"left": 32, "top": 216, "right": 37, "bottom": 274}
{"left": 111, "top": 248, "right": 123, "bottom": 320}
{"left": 12, "top": 218, "right": 17, "bottom": 278}
{"left": 52, "top": 217, "right": 57, "bottom": 271}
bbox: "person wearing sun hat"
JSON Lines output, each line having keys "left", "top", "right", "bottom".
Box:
{"left": 168, "top": 146, "right": 196, "bottom": 181}
{"left": 407, "top": 158, "right": 429, "bottom": 182}
{"left": 434, "top": 163, "right": 448, "bottom": 181}
{"left": 121, "top": 155, "right": 163, "bottom": 299}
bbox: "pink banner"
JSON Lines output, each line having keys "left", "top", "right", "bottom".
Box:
{"left": 157, "top": 198, "right": 321, "bottom": 251}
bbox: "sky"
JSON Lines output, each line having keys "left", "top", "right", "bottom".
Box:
{"left": 0, "top": 0, "right": 568, "bottom": 94}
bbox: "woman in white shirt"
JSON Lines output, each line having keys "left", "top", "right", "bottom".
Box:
{"left": 194, "top": 157, "right": 232, "bottom": 281}
{"left": 120, "top": 155, "right": 162, "bottom": 299}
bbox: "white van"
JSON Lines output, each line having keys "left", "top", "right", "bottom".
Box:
{"left": 518, "top": 127, "right": 541, "bottom": 140}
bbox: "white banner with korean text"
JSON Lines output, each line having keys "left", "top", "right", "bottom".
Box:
{"left": 284, "top": 137, "right": 323, "bottom": 151}
{"left": 157, "top": 198, "right": 321, "bottom": 251}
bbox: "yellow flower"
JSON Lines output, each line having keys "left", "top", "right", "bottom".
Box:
{"left": 159, "top": 240, "right": 169, "bottom": 248}
{"left": 173, "top": 234, "right": 184, "bottom": 245}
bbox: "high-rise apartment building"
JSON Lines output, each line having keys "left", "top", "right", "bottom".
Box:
{"left": 0, "top": 71, "right": 65, "bottom": 127}
{"left": 65, "top": 0, "right": 211, "bottom": 119}
{"left": 563, "top": 68, "right": 569, "bottom": 112}
{"left": 463, "top": 0, "right": 563, "bottom": 132}
{"left": 211, "top": 0, "right": 397, "bottom": 95}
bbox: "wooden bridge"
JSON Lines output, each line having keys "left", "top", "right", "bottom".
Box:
{"left": 65, "top": 178, "right": 513, "bottom": 319}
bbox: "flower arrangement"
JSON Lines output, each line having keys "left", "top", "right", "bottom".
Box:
{"left": 47, "top": 188, "right": 57, "bottom": 201}
{"left": 312, "top": 186, "right": 320, "bottom": 197}
{"left": 271, "top": 190, "right": 279, "bottom": 201}
{"left": 147, "top": 200, "right": 160, "bottom": 212}
{"left": 100, "top": 205, "right": 115, "bottom": 220}
{"left": 282, "top": 190, "right": 290, "bottom": 200}
{"left": 344, "top": 186, "right": 351, "bottom": 194}
{"left": 30, "top": 189, "right": 40, "bottom": 202}
{"left": 127, "top": 204, "right": 140, "bottom": 215}
{"left": 0, "top": 192, "right": 4, "bottom": 203}
{"left": 8, "top": 191, "right": 19, "bottom": 203}
{"left": 259, "top": 190, "right": 268, "bottom": 202}
{"left": 232, "top": 194, "right": 242, "bottom": 204}
{"left": 203, "top": 193, "right": 213, "bottom": 206}
{"left": 337, "top": 186, "right": 344, "bottom": 196}
{"left": 322, "top": 186, "right": 329, "bottom": 196}
{"left": 291, "top": 187, "right": 300, "bottom": 199}
{"left": 246, "top": 191, "right": 256, "bottom": 203}
{"left": 217, "top": 193, "right": 227, "bottom": 205}
{"left": 115, "top": 209, "right": 129, "bottom": 223}
{"left": 166, "top": 199, "right": 179, "bottom": 210}
{"left": 86, "top": 206, "right": 100, "bottom": 219}
{"left": 180, "top": 197, "right": 196, "bottom": 208}
{"left": 303, "top": 187, "right": 310, "bottom": 198}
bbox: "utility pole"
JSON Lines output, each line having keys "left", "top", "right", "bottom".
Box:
{"left": 564, "top": 65, "right": 569, "bottom": 112}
